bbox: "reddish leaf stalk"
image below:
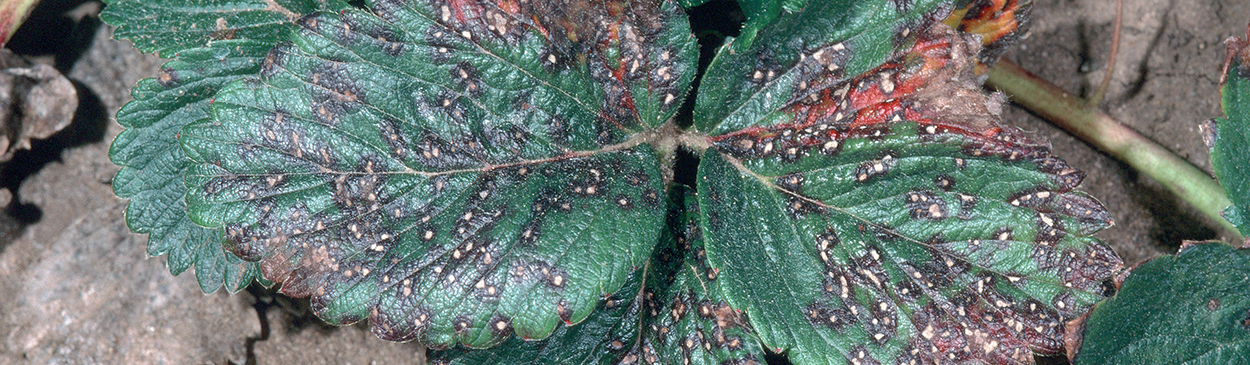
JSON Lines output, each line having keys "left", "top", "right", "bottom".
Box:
{"left": 986, "top": 59, "right": 1244, "bottom": 241}
{"left": 1088, "top": 0, "right": 1122, "bottom": 107}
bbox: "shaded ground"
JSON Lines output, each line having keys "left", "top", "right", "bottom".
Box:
{"left": 0, "top": 0, "right": 1246, "bottom": 364}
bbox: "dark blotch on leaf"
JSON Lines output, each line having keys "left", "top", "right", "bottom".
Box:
{"left": 904, "top": 189, "right": 949, "bottom": 220}
{"left": 547, "top": 114, "right": 570, "bottom": 148}
{"left": 295, "top": 13, "right": 325, "bottom": 34}
{"left": 450, "top": 62, "right": 483, "bottom": 97}
{"left": 846, "top": 345, "right": 880, "bottom": 365}
{"left": 854, "top": 152, "right": 897, "bottom": 183}
{"left": 933, "top": 174, "right": 956, "bottom": 191}
{"left": 488, "top": 314, "right": 512, "bottom": 337}
{"left": 260, "top": 42, "right": 293, "bottom": 78}
{"left": 426, "top": 28, "right": 456, "bottom": 63}
{"left": 156, "top": 67, "right": 179, "bottom": 88}
{"left": 804, "top": 301, "right": 855, "bottom": 331}
{"left": 309, "top": 62, "right": 365, "bottom": 125}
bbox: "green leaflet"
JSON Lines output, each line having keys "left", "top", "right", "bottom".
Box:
{"left": 109, "top": 40, "right": 276, "bottom": 293}
{"left": 693, "top": 9, "right": 1121, "bottom": 365}
{"left": 429, "top": 188, "right": 765, "bottom": 365}
{"left": 1076, "top": 242, "right": 1250, "bottom": 364}
{"left": 1209, "top": 29, "right": 1250, "bottom": 237}
{"left": 179, "top": 0, "right": 696, "bottom": 348}
{"left": 101, "top": 0, "right": 348, "bottom": 57}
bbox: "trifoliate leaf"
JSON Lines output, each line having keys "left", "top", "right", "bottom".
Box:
{"left": 1075, "top": 242, "right": 1250, "bottom": 364}
{"left": 693, "top": 13, "right": 1121, "bottom": 365}
{"left": 179, "top": 0, "right": 697, "bottom": 348}
{"left": 110, "top": 40, "right": 276, "bottom": 293}
{"left": 101, "top": 0, "right": 348, "bottom": 57}
{"left": 429, "top": 188, "right": 765, "bottom": 365}
{"left": 1207, "top": 26, "right": 1250, "bottom": 238}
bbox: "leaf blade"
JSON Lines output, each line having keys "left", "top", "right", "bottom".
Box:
{"left": 179, "top": 0, "right": 696, "bottom": 347}
{"left": 695, "top": 21, "right": 1121, "bottom": 365}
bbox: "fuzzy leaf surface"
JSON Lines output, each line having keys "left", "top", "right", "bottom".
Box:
{"left": 180, "top": 0, "right": 696, "bottom": 348}
{"left": 694, "top": 10, "right": 1121, "bottom": 365}
{"left": 109, "top": 40, "right": 277, "bottom": 293}
{"left": 1209, "top": 29, "right": 1250, "bottom": 237}
{"left": 428, "top": 188, "right": 765, "bottom": 365}
{"left": 1075, "top": 242, "right": 1250, "bottom": 364}
{"left": 101, "top": 0, "right": 347, "bottom": 57}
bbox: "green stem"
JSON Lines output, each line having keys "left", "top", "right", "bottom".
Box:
{"left": 986, "top": 59, "right": 1244, "bottom": 242}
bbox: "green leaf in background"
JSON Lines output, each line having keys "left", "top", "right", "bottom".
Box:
{"left": 429, "top": 188, "right": 765, "bottom": 365}
{"left": 101, "top": 0, "right": 348, "bottom": 57}
{"left": 179, "top": 0, "right": 697, "bottom": 348}
{"left": 693, "top": 8, "right": 1122, "bottom": 365}
{"left": 1207, "top": 26, "right": 1250, "bottom": 239}
{"left": 1075, "top": 242, "right": 1250, "bottom": 364}
{"left": 109, "top": 40, "right": 276, "bottom": 293}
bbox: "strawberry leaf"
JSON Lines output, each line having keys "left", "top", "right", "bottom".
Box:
{"left": 106, "top": 0, "right": 1128, "bottom": 358}
{"left": 179, "top": 0, "right": 697, "bottom": 348}
{"left": 109, "top": 40, "right": 277, "bottom": 293}
{"left": 1207, "top": 27, "right": 1250, "bottom": 238}
{"left": 693, "top": 10, "right": 1121, "bottom": 365}
{"left": 428, "top": 188, "right": 765, "bottom": 365}
{"left": 1075, "top": 242, "right": 1250, "bottom": 364}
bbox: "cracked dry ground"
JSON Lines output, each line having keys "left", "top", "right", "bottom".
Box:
{"left": 1, "top": 0, "right": 1248, "bottom": 364}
